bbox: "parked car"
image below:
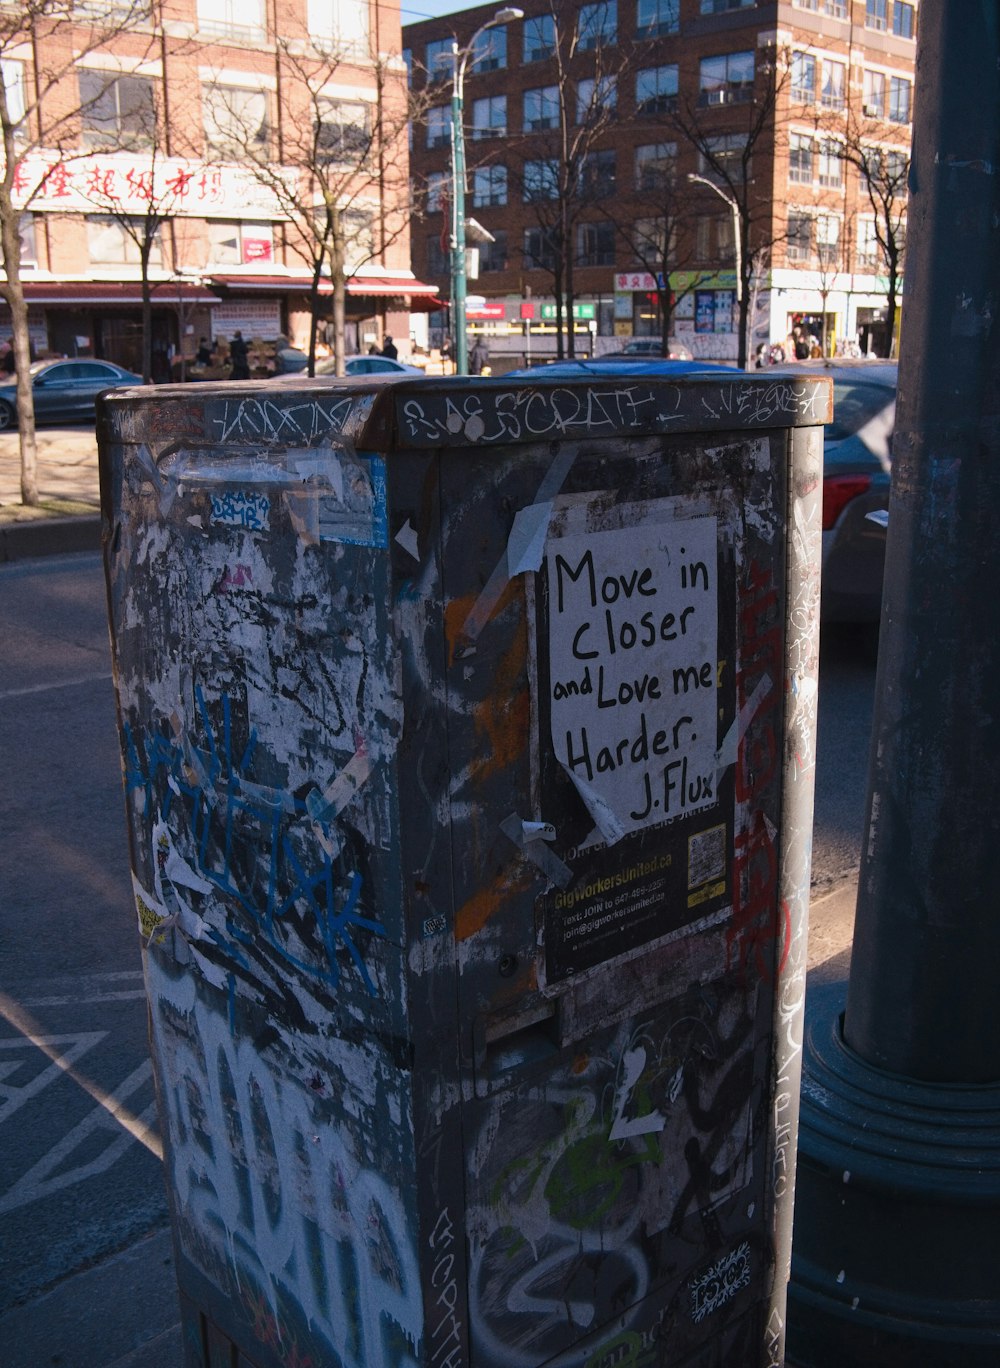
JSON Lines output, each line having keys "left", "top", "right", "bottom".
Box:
{"left": 0, "top": 358, "right": 143, "bottom": 429}
{"left": 604, "top": 338, "right": 695, "bottom": 361}
{"left": 775, "top": 359, "right": 896, "bottom": 623}
{"left": 506, "top": 358, "right": 730, "bottom": 379}
{"left": 315, "top": 354, "right": 423, "bottom": 377}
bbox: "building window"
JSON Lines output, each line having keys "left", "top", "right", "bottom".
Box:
{"left": 315, "top": 98, "right": 370, "bottom": 164}
{"left": 207, "top": 220, "right": 273, "bottom": 266}
{"left": 816, "top": 214, "right": 840, "bottom": 266}
{"left": 2, "top": 60, "right": 25, "bottom": 141}
{"left": 856, "top": 217, "right": 880, "bottom": 270}
{"left": 479, "top": 230, "right": 508, "bottom": 272}
{"left": 636, "top": 64, "right": 678, "bottom": 115}
{"left": 695, "top": 214, "right": 734, "bottom": 263}
{"left": 786, "top": 210, "right": 812, "bottom": 262}
{"left": 821, "top": 59, "right": 845, "bottom": 110}
{"left": 18, "top": 213, "right": 37, "bottom": 267}
{"left": 865, "top": 0, "right": 888, "bottom": 29}
{"left": 307, "top": 0, "right": 369, "bottom": 55}
{"left": 425, "top": 37, "right": 452, "bottom": 83}
{"left": 889, "top": 76, "right": 912, "bottom": 124}
{"left": 893, "top": 2, "right": 915, "bottom": 38}
{"left": 426, "top": 105, "right": 450, "bottom": 149}
{"left": 471, "top": 95, "right": 507, "bottom": 139}
{"left": 426, "top": 234, "right": 448, "bottom": 276}
{"left": 790, "top": 51, "right": 816, "bottom": 104}
{"left": 577, "top": 1, "right": 616, "bottom": 50}
{"left": 633, "top": 216, "right": 674, "bottom": 263}
{"left": 79, "top": 72, "right": 156, "bottom": 150}
{"left": 471, "top": 23, "right": 507, "bottom": 73}
{"left": 818, "top": 139, "right": 842, "bottom": 187}
{"left": 472, "top": 163, "right": 507, "bottom": 207}
{"left": 426, "top": 170, "right": 447, "bottom": 213}
{"left": 577, "top": 220, "right": 616, "bottom": 266}
{"left": 577, "top": 75, "right": 616, "bottom": 123}
{"left": 524, "top": 158, "right": 560, "bottom": 200}
{"left": 699, "top": 51, "right": 754, "bottom": 106}
{"left": 524, "top": 85, "right": 559, "bottom": 131}
{"left": 635, "top": 141, "right": 676, "bottom": 191}
{"left": 698, "top": 133, "right": 749, "bottom": 182}
{"left": 700, "top": 0, "right": 755, "bottom": 11}
{"left": 789, "top": 132, "right": 813, "bottom": 184}
{"left": 523, "top": 13, "right": 555, "bottom": 62}
{"left": 863, "top": 70, "right": 886, "bottom": 118}
{"left": 196, "top": 0, "right": 265, "bottom": 40}
{"left": 794, "top": 0, "right": 847, "bottom": 11}
{"left": 523, "top": 226, "right": 556, "bottom": 270}
{"left": 86, "top": 214, "right": 163, "bottom": 266}
{"left": 636, "top": 0, "right": 678, "bottom": 38}
{"left": 203, "top": 85, "right": 269, "bottom": 160}
{"left": 581, "top": 148, "right": 616, "bottom": 196}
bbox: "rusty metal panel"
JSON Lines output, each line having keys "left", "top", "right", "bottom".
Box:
{"left": 98, "top": 372, "right": 826, "bottom": 1368}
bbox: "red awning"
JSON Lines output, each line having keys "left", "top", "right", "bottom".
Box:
{"left": 16, "top": 281, "right": 218, "bottom": 305}
{"left": 346, "top": 278, "right": 440, "bottom": 298}
{"left": 209, "top": 274, "right": 324, "bottom": 293}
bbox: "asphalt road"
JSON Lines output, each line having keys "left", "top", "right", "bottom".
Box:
{"left": 0, "top": 549, "right": 877, "bottom": 1323}
{"left": 0, "top": 551, "right": 166, "bottom": 1317}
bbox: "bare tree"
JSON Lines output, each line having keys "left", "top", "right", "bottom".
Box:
{"left": 0, "top": 0, "right": 156, "bottom": 503}
{"left": 215, "top": 30, "right": 421, "bottom": 376}
{"left": 507, "top": 0, "right": 625, "bottom": 358}
{"left": 606, "top": 138, "right": 711, "bottom": 351}
{"left": 652, "top": 37, "right": 789, "bottom": 368}
{"left": 835, "top": 123, "right": 909, "bottom": 357}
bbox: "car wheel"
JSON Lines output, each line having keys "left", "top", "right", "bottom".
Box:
{"left": 0, "top": 399, "right": 15, "bottom": 431}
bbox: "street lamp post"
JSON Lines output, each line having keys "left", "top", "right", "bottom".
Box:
{"left": 687, "top": 171, "right": 745, "bottom": 366}
{"left": 450, "top": 8, "right": 523, "bottom": 376}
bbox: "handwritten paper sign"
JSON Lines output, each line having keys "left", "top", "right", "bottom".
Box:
{"left": 547, "top": 508, "right": 718, "bottom": 844}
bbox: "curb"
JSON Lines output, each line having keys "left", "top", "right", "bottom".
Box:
{"left": 0, "top": 514, "right": 101, "bottom": 562}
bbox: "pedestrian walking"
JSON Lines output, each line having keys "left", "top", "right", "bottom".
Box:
{"left": 229, "top": 330, "right": 250, "bottom": 380}
{"left": 381, "top": 335, "right": 398, "bottom": 360}
{"left": 469, "top": 336, "right": 490, "bottom": 376}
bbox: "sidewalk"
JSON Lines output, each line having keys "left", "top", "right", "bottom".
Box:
{"left": 0, "top": 424, "right": 102, "bottom": 560}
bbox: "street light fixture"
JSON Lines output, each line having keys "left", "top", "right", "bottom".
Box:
{"left": 450, "top": 7, "right": 524, "bottom": 375}
{"left": 687, "top": 171, "right": 744, "bottom": 365}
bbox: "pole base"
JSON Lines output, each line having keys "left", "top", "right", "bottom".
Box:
{"left": 787, "top": 982, "right": 1000, "bottom": 1367}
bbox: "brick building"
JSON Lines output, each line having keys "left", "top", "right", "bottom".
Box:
{"left": 1, "top": 0, "right": 435, "bottom": 373}
{"left": 404, "top": 0, "right": 917, "bottom": 364}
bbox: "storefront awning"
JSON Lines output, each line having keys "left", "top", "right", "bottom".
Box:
{"left": 345, "top": 278, "right": 440, "bottom": 299}
{"left": 209, "top": 274, "right": 323, "bottom": 293}
{"left": 15, "top": 281, "right": 218, "bottom": 305}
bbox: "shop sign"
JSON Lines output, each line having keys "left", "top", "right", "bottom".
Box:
{"left": 614, "top": 271, "right": 665, "bottom": 292}
{"left": 10, "top": 152, "right": 289, "bottom": 220}
{"left": 540, "top": 303, "right": 596, "bottom": 321}
{"left": 466, "top": 302, "right": 506, "bottom": 319}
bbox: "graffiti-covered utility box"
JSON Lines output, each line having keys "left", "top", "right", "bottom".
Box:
{"left": 99, "top": 369, "right": 828, "bottom": 1368}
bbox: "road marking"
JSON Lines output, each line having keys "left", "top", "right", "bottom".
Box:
{"left": 15, "top": 970, "right": 146, "bottom": 1008}
{"left": 0, "top": 1060, "right": 159, "bottom": 1214}
{"left": 0, "top": 672, "right": 113, "bottom": 700}
{"left": 0, "top": 991, "right": 162, "bottom": 1161}
{"left": 0, "top": 1032, "right": 107, "bottom": 1125}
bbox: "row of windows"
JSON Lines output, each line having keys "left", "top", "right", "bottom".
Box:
{"left": 420, "top": 0, "right": 757, "bottom": 78}
{"left": 425, "top": 54, "right": 755, "bottom": 146}
{"left": 18, "top": 209, "right": 375, "bottom": 268}
{"left": 197, "top": 0, "right": 369, "bottom": 49}
{"left": 2, "top": 63, "right": 372, "bottom": 163}
{"left": 790, "top": 51, "right": 912, "bottom": 122}
{"left": 789, "top": 134, "right": 907, "bottom": 190}
{"left": 793, "top": 0, "right": 916, "bottom": 35}
{"left": 424, "top": 212, "right": 896, "bottom": 276}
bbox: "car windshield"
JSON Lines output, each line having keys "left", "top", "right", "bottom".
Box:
{"left": 828, "top": 380, "right": 895, "bottom": 440}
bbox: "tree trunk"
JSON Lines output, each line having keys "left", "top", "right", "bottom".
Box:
{"left": 659, "top": 288, "right": 674, "bottom": 352}
{"left": 0, "top": 203, "right": 38, "bottom": 504}
{"left": 307, "top": 255, "right": 325, "bottom": 378}
{"left": 553, "top": 257, "right": 565, "bottom": 361}
{"left": 141, "top": 241, "right": 154, "bottom": 383}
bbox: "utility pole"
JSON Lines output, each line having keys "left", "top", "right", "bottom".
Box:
{"left": 789, "top": 3, "right": 1000, "bottom": 1362}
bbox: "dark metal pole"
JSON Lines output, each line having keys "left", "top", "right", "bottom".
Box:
{"left": 843, "top": 4, "right": 1000, "bottom": 1084}
{"left": 788, "top": 4, "right": 1000, "bottom": 1361}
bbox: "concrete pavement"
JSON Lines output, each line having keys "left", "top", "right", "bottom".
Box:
{"left": 0, "top": 424, "right": 101, "bottom": 561}
{"left": 0, "top": 424, "right": 862, "bottom": 1366}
